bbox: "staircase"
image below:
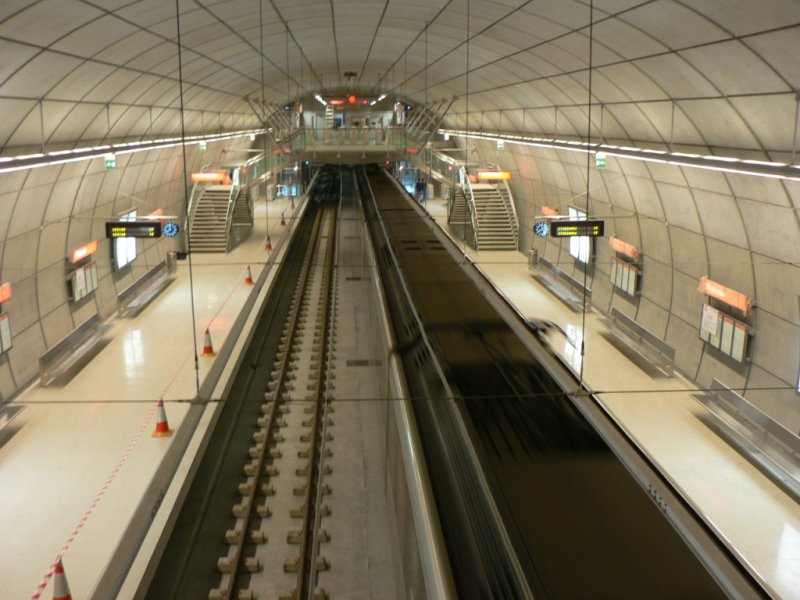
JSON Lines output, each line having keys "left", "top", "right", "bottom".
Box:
{"left": 448, "top": 187, "right": 471, "bottom": 225}
{"left": 325, "top": 105, "right": 335, "bottom": 129}
{"left": 471, "top": 184, "right": 518, "bottom": 251}
{"left": 189, "top": 185, "right": 232, "bottom": 252}
{"left": 232, "top": 186, "right": 253, "bottom": 226}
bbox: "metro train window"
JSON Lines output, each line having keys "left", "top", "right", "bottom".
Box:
{"left": 568, "top": 206, "right": 590, "bottom": 263}
{"left": 114, "top": 209, "right": 138, "bottom": 270}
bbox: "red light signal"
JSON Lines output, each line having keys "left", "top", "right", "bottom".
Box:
{"left": 348, "top": 95, "right": 356, "bottom": 104}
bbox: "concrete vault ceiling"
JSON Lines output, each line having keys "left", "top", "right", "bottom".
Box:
{"left": 0, "top": 0, "right": 799, "bottom": 158}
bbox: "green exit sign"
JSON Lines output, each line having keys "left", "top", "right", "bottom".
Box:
{"left": 497, "top": 139, "right": 505, "bottom": 151}
{"left": 199, "top": 140, "right": 207, "bottom": 151}
{"left": 104, "top": 153, "right": 116, "bottom": 170}
{"left": 595, "top": 152, "right": 607, "bottom": 169}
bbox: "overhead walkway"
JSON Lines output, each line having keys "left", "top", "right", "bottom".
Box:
{"left": 267, "top": 99, "right": 455, "bottom": 164}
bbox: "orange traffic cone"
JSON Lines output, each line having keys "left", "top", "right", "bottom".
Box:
{"left": 265, "top": 235, "right": 273, "bottom": 251}
{"left": 152, "top": 399, "right": 173, "bottom": 437}
{"left": 280, "top": 211, "right": 286, "bottom": 226}
{"left": 202, "top": 327, "right": 216, "bottom": 356}
{"left": 53, "top": 558, "right": 72, "bottom": 600}
{"left": 244, "top": 265, "right": 253, "bottom": 285}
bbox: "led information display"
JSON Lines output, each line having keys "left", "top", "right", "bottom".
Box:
{"left": 105, "top": 221, "right": 162, "bottom": 239}
{"left": 550, "top": 220, "right": 604, "bottom": 238}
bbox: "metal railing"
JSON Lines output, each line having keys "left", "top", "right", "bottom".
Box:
{"left": 498, "top": 174, "right": 520, "bottom": 247}
{"left": 186, "top": 163, "right": 213, "bottom": 234}
{"left": 419, "top": 147, "right": 461, "bottom": 184}
{"left": 294, "top": 126, "right": 408, "bottom": 153}
{"left": 463, "top": 172, "right": 480, "bottom": 245}
{"left": 224, "top": 184, "right": 240, "bottom": 251}
{"left": 244, "top": 150, "right": 290, "bottom": 187}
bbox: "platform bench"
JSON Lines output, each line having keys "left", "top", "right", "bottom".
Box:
{"left": 39, "top": 313, "right": 113, "bottom": 386}
{"left": 0, "top": 405, "right": 24, "bottom": 434}
{"left": 695, "top": 379, "right": 800, "bottom": 502}
{"left": 604, "top": 307, "right": 675, "bottom": 376}
{"left": 532, "top": 257, "right": 591, "bottom": 313}
{"left": 117, "top": 260, "right": 174, "bottom": 318}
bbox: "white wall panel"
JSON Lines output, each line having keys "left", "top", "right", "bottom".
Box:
{"left": 37, "top": 259, "right": 69, "bottom": 317}
{"left": 7, "top": 186, "right": 50, "bottom": 239}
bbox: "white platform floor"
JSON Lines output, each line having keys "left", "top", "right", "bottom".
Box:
{"left": 0, "top": 192, "right": 302, "bottom": 599}
{"left": 0, "top": 188, "right": 798, "bottom": 599}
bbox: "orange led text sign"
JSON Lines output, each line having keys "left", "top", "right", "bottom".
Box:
{"left": 698, "top": 276, "right": 750, "bottom": 314}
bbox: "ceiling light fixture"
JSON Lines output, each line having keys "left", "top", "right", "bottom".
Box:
{"left": 440, "top": 128, "right": 800, "bottom": 182}
{"left": 0, "top": 128, "right": 264, "bottom": 175}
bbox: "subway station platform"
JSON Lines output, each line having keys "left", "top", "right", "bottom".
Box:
{"left": 0, "top": 192, "right": 303, "bottom": 599}
{"left": 0, "top": 188, "right": 798, "bottom": 599}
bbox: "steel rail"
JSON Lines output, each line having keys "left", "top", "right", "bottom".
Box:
{"left": 216, "top": 201, "right": 328, "bottom": 600}
{"left": 294, "top": 202, "right": 338, "bottom": 599}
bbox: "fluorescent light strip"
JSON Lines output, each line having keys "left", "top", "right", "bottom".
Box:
{"left": 440, "top": 128, "right": 800, "bottom": 182}
{"left": 0, "top": 128, "right": 265, "bottom": 175}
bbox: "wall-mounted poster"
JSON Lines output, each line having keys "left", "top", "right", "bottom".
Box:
{"left": 0, "top": 313, "right": 11, "bottom": 353}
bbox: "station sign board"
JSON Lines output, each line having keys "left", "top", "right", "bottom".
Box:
{"left": 476, "top": 170, "right": 512, "bottom": 181}
{"left": 550, "top": 220, "right": 604, "bottom": 238}
{"left": 105, "top": 221, "right": 162, "bottom": 239}
{"left": 191, "top": 171, "right": 227, "bottom": 182}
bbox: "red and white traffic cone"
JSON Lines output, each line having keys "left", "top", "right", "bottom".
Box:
{"left": 265, "top": 235, "right": 273, "bottom": 251}
{"left": 280, "top": 211, "right": 286, "bottom": 226}
{"left": 202, "top": 328, "right": 216, "bottom": 357}
{"left": 244, "top": 265, "right": 253, "bottom": 285}
{"left": 53, "top": 558, "right": 72, "bottom": 600}
{"left": 152, "top": 399, "right": 173, "bottom": 437}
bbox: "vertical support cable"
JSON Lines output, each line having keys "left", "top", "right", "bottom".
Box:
{"left": 38, "top": 100, "right": 45, "bottom": 153}
{"left": 259, "top": 0, "right": 270, "bottom": 239}
{"left": 792, "top": 92, "right": 799, "bottom": 165}
{"left": 463, "top": 0, "right": 470, "bottom": 257}
{"left": 425, "top": 20, "right": 430, "bottom": 206}
{"left": 670, "top": 99, "right": 676, "bottom": 152}
{"left": 286, "top": 24, "right": 291, "bottom": 112}
{"left": 578, "top": 0, "right": 595, "bottom": 386}
{"left": 175, "top": 0, "right": 202, "bottom": 396}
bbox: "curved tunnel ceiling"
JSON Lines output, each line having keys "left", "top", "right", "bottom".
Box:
{"left": 0, "top": 1, "right": 799, "bottom": 425}
{"left": 1, "top": 0, "right": 799, "bottom": 160}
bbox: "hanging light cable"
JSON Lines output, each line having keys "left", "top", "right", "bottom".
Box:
{"left": 463, "top": 0, "right": 470, "bottom": 258}
{"left": 425, "top": 19, "right": 430, "bottom": 208}
{"left": 259, "top": 0, "right": 270, "bottom": 247}
{"left": 578, "top": 0, "right": 595, "bottom": 385}
{"left": 174, "top": 0, "right": 202, "bottom": 395}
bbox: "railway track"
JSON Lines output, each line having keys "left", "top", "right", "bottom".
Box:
{"left": 144, "top": 172, "right": 341, "bottom": 600}
{"left": 209, "top": 193, "right": 338, "bottom": 600}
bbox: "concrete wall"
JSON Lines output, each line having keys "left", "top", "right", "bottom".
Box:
{"left": 462, "top": 135, "right": 800, "bottom": 433}
{"left": 0, "top": 138, "right": 250, "bottom": 401}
